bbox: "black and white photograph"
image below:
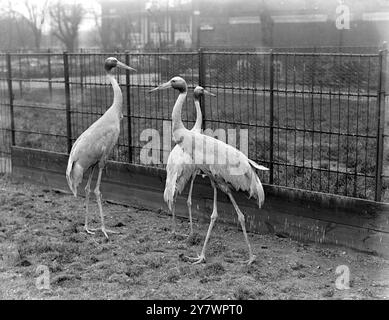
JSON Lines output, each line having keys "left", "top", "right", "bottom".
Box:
{"left": 0, "top": 0, "right": 389, "bottom": 304}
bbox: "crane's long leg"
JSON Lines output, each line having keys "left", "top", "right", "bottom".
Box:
{"left": 171, "top": 192, "right": 178, "bottom": 234}
{"left": 186, "top": 181, "right": 218, "bottom": 264}
{"left": 94, "top": 165, "right": 118, "bottom": 239}
{"left": 84, "top": 165, "right": 96, "bottom": 235}
{"left": 227, "top": 191, "right": 256, "bottom": 265}
{"left": 186, "top": 172, "right": 197, "bottom": 236}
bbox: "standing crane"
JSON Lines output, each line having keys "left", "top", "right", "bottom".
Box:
{"left": 151, "top": 77, "right": 268, "bottom": 265}
{"left": 163, "top": 86, "right": 215, "bottom": 236}
{"left": 66, "top": 57, "right": 136, "bottom": 239}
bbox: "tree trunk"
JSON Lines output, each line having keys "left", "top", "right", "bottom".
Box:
{"left": 34, "top": 30, "right": 42, "bottom": 50}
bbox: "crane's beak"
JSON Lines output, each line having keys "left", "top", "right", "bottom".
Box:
{"left": 203, "top": 89, "right": 216, "bottom": 97}
{"left": 117, "top": 61, "right": 136, "bottom": 72}
{"left": 149, "top": 81, "right": 171, "bottom": 93}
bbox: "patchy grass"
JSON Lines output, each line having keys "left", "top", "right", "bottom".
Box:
{"left": 0, "top": 176, "right": 389, "bottom": 300}
{"left": 186, "top": 232, "right": 202, "bottom": 246}
{"left": 203, "top": 262, "right": 226, "bottom": 276}
{"left": 233, "top": 285, "right": 257, "bottom": 300}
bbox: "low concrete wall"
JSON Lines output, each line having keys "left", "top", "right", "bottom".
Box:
{"left": 11, "top": 146, "right": 389, "bottom": 258}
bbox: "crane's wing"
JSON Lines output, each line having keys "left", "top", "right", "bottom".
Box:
{"left": 69, "top": 119, "right": 120, "bottom": 169}
{"left": 180, "top": 132, "right": 267, "bottom": 208}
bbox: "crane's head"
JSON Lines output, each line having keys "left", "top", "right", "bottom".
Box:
{"left": 193, "top": 86, "right": 215, "bottom": 100}
{"left": 149, "top": 76, "right": 187, "bottom": 94}
{"left": 104, "top": 57, "right": 136, "bottom": 73}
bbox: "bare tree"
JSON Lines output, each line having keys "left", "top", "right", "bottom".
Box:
{"left": 0, "top": 0, "right": 34, "bottom": 50}
{"left": 49, "top": 1, "right": 84, "bottom": 52}
{"left": 23, "top": 0, "right": 48, "bottom": 50}
{"left": 11, "top": 0, "right": 49, "bottom": 50}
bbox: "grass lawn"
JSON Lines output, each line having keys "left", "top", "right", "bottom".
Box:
{"left": 1, "top": 175, "right": 389, "bottom": 299}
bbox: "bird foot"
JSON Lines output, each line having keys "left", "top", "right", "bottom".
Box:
{"left": 84, "top": 226, "right": 95, "bottom": 235}
{"left": 240, "top": 254, "right": 257, "bottom": 265}
{"left": 185, "top": 254, "right": 206, "bottom": 265}
{"left": 89, "top": 227, "right": 119, "bottom": 239}
{"left": 101, "top": 228, "right": 119, "bottom": 239}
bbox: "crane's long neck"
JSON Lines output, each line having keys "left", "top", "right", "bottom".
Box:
{"left": 107, "top": 72, "right": 123, "bottom": 119}
{"left": 172, "top": 90, "right": 187, "bottom": 135}
{"left": 192, "top": 98, "right": 202, "bottom": 132}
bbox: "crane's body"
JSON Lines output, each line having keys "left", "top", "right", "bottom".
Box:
{"left": 151, "top": 77, "right": 268, "bottom": 265}
{"left": 66, "top": 57, "right": 135, "bottom": 238}
{"left": 177, "top": 128, "right": 267, "bottom": 208}
{"left": 66, "top": 106, "right": 120, "bottom": 194}
{"left": 163, "top": 86, "right": 214, "bottom": 235}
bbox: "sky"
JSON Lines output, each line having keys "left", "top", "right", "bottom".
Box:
{"left": 8, "top": 0, "right": 101, "bottom": 32}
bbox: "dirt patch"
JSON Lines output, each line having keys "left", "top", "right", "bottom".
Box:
{"left": 0, "top": 176, "right": 389, "bottom": 299}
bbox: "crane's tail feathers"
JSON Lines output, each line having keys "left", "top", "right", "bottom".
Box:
{"left": 248, "top": 159, "right": 269, "bottom": 171}
{"left": 66, "top": 159, "right": 83, "bottom": 197}
{"left": 164, "top": 172, "right": 178, "bottom": 211}
{"left": 249, "top": 172, "right": 265, "bottom": 209}
{"left": 66, "top": 158, "right": 75, "bottom": 196}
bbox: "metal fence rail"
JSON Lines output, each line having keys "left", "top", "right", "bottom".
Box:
{"left": 0, "top": 48, "right": 387, "bottom": 202}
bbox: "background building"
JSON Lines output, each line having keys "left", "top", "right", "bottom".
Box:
{"left": 99, "top": 0, "right": 389, "bottom": 50}
{"left": 99, "top": 0, "right": 193, "bottom": 50}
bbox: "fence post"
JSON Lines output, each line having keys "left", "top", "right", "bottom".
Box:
{"left": 47, "top": 49, "right": 52, "bottom": 100}
{"left": 18, "top": 55, "right": 22, "bottom": 98}
{"left": 375, "top": 43, "right": 387, "bottom": 202}
{"left": 6, "top": 53, "right": 15, "bottom": 146}
{"left": 269, "top": 49, "right": 274, "bottom": 184}
{"left": 198, "top": 47, "right": 206, "bottom": 129}
{"left": 63, "top": 51, "right": 72, "bottom": 154}
{"left": 125, "top": 51, "right": 133, "bottom": 163}
{"left": 79, "top": 50, "right": 84, "bottom": 109}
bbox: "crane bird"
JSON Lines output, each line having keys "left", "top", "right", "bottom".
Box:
{"left": 163, "top": 86, "right": 215, "bottom": 236}
{"left": 66, "top": 57, "right": 136, "bottom": 239}
{"left": 151, "top": 76, "right": 268, "bottom": 265}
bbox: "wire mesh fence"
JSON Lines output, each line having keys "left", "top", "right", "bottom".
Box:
{"left": 0, "top": 48, "right": 387, "bottom": 202}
